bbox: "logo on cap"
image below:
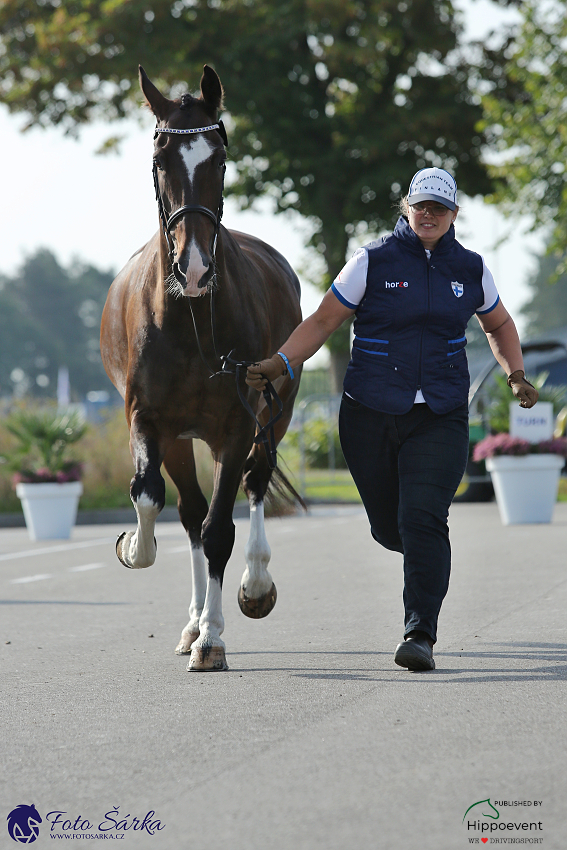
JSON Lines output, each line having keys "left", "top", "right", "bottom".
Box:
{"left": 408, "top": 167, "right": 457, "bottom": 210}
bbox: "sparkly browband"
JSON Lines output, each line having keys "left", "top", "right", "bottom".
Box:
{"left": 154, "top": 124, "right": 220, "bottom": 135}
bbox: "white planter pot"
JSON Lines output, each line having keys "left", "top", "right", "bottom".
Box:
{"left": 485, "top": 454, "right": 564, "bottom": 525}
{"left": 16, "top": 481, "right": 83, "bottom": 540}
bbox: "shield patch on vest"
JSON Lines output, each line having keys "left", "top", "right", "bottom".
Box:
{"left": 451, "top": 281, "right": 463, "bottom": 298}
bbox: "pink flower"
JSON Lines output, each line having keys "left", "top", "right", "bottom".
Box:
{"left": 536, "top": 438, "right": 567, "bottom": 457}
{"left": 473, "top": 433, "right": 530, "bottom": 461}
{"left": 473, "top": 433, "right": 567, "bottom": 461}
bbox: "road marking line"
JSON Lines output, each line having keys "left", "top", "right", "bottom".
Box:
{"left": 68, "top": 563, "right": 106, "bottom": 572}
{"left": 0, "top": 538, "right": 113, "bottom": 562}
{"left": 10, "top": 574, "right": 53, "bottom": 584}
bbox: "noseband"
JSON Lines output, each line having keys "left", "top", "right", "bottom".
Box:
{"left": 152, "top": 122, "right": 228, "bottom": 278}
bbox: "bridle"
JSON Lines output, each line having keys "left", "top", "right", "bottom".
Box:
{"left": 152, "top": 122, "right": 227, "bottom": 283}
{"left": 150, "top": 120, "right": 284, "bottom": 469}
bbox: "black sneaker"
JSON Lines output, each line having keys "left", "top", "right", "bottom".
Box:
{"left": 394, "top": 632, "right": 435, "bottom": 671}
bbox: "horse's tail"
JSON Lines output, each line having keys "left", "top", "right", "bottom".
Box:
{"left": 266, "top": 465, "right": 308, "bottom": 513}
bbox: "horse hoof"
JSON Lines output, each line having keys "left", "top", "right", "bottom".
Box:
{"left": 237, "top": 582, "right": 277, "bottom": 619}
{"left": 187, "top": 645, "right": 229, "bottom": 671}
{"left": 175, "top": 631, "right": 199, "bottom": 655}
{"left": 115, "top": 531, "right": 156, "bottom": 569}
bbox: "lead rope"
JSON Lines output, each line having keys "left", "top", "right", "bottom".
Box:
{"left": 216, "top": 352, "right": 283, "bottom": 470}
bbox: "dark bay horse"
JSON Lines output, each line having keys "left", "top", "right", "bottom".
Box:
{"left": 100, "top": 65, "right": 302, "bottom": 671}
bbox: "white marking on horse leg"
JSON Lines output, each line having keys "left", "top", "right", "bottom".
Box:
{"left": 187, "top": 577, "right": 228, "bottom": 670}
{"left": 241, "top": 501, "right": 273, "bottom": 598}
{"left": 118, "top": 493, "right": 159, "bottom": 569}
{"left": 175, "top": 543, "right": 207, "bottom": 655}
{"left": 198, "top": 576, "right": 225, "bottom": 643}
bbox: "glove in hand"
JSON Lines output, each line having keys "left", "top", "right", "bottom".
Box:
{"left": 508, "top": 370, "right": 539, "bottom": 409}
{"left": 245, "top": 354, "right": 287, "bottom": 390}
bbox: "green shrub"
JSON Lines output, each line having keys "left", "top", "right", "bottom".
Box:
{"left": 285, "top": 418, "right": 347, "bottom": 469}
{"left": 0, "top": 403, "right": 215, "bottom": 513}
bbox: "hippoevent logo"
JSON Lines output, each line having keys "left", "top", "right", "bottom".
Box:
{"left": 463, "top": 798, "right": 544, "bottom": 844}
{"left": 7, "top": 805, "right": 42, "bottom": 844}
{"left": 7, "top": 805, "right": 165, "bottom": 842}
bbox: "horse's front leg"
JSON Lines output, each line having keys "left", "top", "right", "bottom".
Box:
{"left": 116, "top": 421, "right": 166, "bottom": 570}
{"left": 187, "top": 440, "right": 250, "bottom": 672}
{"left": 237, "top": 442, "right": 281, "bottom": 619}
{"left": 238, "top": 499, "right": 277, "bottom": 618}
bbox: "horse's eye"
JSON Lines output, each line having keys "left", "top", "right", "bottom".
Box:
{"left": 153, "top": 159, "right": 163, "bottom": 171}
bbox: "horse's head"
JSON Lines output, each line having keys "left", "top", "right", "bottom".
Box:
{"left": 140, "top": 65, "right": 228, "bottom": 297}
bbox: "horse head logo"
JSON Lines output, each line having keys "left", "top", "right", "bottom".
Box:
{"left": 462, "top": 798, "right": 500, "bottom": 823}
{"left": 7, "top": 804, "right": 42, "bottom": 844}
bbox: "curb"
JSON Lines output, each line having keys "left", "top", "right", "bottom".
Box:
{"left": 0, "top": 503, "right": 251, "bottom": 528}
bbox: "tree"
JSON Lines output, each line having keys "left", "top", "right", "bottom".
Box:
{"left": 1, "top": 0, "right": 496, "bottom": 387}
{"left": 0, "top": 249, "right": 115, "bottom": 398}
{"left": 520, "top": 249, "right": 567, "bottom": 336}
{"left": 480, "top": 0, "right": 567, "bottom": 262}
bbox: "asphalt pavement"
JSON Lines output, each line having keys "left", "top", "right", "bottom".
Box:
{"left": 2, "top": 502, "right": 566, "bottom": 849}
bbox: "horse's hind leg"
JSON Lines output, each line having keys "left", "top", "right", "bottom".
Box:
{"left": 162, "top": 439, "right": 209, "bottom": 656}
{"left": 116, "top": 422, "right": 165, "bottom": 570}
{"left": 239, "top": 446, "right": 277, "bottom": 619}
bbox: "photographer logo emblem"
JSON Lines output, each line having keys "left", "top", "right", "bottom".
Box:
{"left": 7, "top": 804, "right": 42, "bottom": 844}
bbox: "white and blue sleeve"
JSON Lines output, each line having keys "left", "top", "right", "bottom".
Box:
{"left": 330, "top": 247, "right": 368, "bottom": 309}
{"left": 476, "top": 257, "right": 500, "bottom": 315}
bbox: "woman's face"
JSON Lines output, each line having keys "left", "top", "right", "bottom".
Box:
{"left": 407, "top": 201, "right": 458, "bottom": 250}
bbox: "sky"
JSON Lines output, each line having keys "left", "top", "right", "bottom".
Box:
{"left": 0, "top": 0, "right": 545, "bottom": 368}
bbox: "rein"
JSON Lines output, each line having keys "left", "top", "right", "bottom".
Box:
{"left": 216, "top": 352, "right": 283, "bottom": 470}
{"left": 151, "top": 121, "right": 284, "bottom": 470}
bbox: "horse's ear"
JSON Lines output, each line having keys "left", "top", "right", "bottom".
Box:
{"left": 139, "top": 65, "right": 172, "bottom": 121}
{"left": 200, "top": 65, "right": 224, "bottom": 112}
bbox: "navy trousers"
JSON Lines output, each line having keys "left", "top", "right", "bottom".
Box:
{"left": 338, "top": 394, "right": 469, "bottom": 643}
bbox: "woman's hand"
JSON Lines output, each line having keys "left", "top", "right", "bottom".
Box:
{"left": 246, "top": 288, "right": 355, "bottom": 390}
{"left": 508, "top": 370, "right": 539, "bottom": 409}
{"left": 245, "top": 354, "right": 287, "bottom": 390}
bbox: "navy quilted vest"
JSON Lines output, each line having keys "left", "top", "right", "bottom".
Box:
{"left": 343, "top": 216, "right": 485, "bottom": 415}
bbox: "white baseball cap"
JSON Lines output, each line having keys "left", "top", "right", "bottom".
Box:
{"left": 407, "top": 167, "right": 457, "bottom": 210}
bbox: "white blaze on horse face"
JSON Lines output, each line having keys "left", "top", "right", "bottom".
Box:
{"left": 178, "top": 137, "right": 215, "bottom": 296}
{"left": 180, "top": 136, "right": 214, "bottom": 186}
{"left": 183, "top": 237, "right": 209, "bottom": 297}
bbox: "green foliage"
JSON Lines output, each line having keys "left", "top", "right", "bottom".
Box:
{"left": 0, "top": 405, "right": 215, "bottom": 511}
{"left": 295, "top": 368, "right": 332, "bottom": 402}
{"left": 0, "top": 0, "right": 498, "bottom": 357}
{"left": 2, "top": 405, "right": 87, "bottom": 480}
{"left": 480, "top": 1, "right": 567, "bottom": 261}
{"left": 484, "top": 371, "right": 567, "bottom": 434}
{"left": 285, "top": 417, "right": 346, "bottom": 469}
{"left": 0, "top": 249, "right": 115, "bottom": 398}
